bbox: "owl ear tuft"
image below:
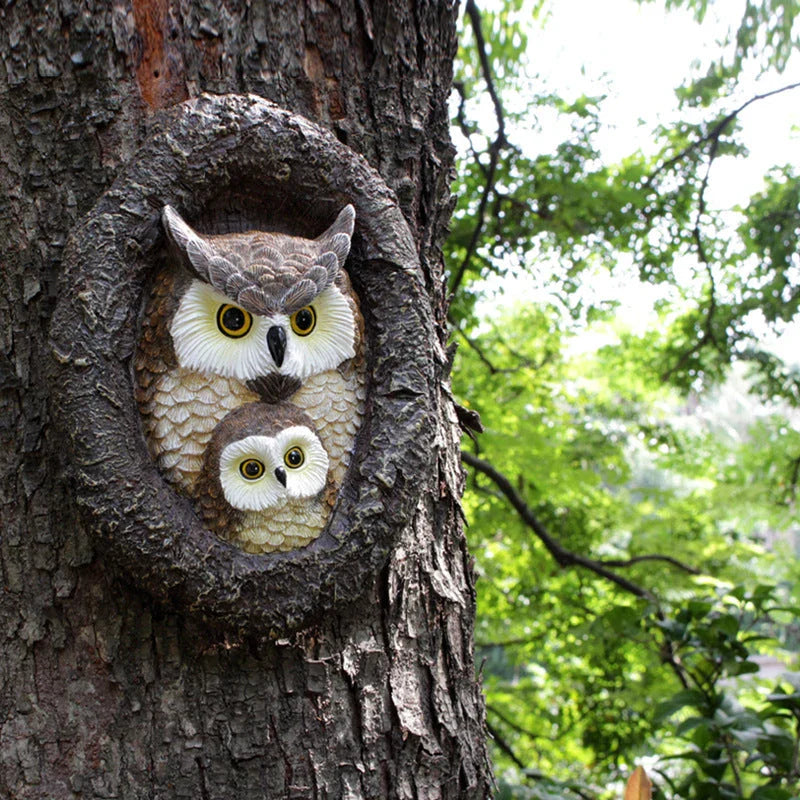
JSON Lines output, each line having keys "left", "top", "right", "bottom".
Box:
{"left": 315, "top": 251, "right": 340, "bottom": 286}
{"left": 162, "top": 205, "right": 218, "bottom": 282}
{"left": 316, "top": 205, "right": 355, "bottom": 269}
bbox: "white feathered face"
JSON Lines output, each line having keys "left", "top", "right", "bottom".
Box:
{"left": 170, "top": 280, "right": 356, "bottom": 381}
{"left": 218, "top": 425, "right": 329, "bottom": 511}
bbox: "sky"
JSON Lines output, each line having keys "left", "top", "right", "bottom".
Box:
{"left": 534, "top": 0, "right": 799, "bottom": 204}
{"left": 469, "top": 0, "right": 800, "bottom": 363}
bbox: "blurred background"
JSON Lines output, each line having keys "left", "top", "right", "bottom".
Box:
{"left": 448, "top": 1, "right": 800, "bottom": 796}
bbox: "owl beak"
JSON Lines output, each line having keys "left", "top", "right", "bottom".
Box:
{"left": 274, "top": 466, "right": 287, "bottom": 487}
{"left": 267, "top": 326, "right": 286, "bottom": 367}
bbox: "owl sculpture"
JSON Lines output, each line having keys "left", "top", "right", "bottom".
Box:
{"left": 194, "top": 402, "right": 335, "bottom": 553}
{"left": 134, "top": 205, "right": 366, "bottom": 509}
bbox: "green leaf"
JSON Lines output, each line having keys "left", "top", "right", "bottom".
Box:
{"left": 654, "top": 689, "right": 708, "bottom": 723}
{"left": 749, "top": 787, "right": 795, "bottom": 800}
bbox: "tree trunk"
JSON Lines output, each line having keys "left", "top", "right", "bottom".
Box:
{"left": 0, "top": 1, "right": 492, "bottom": 798}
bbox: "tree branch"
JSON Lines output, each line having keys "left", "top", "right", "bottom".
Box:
{"left": 653, "top": 86, "right": 800, "bottom": 384}
{"left": 486, "top": 719, "right": 597, "bottom": 800}
{"left": 659, "top": 252, "right": 718, "bottom": 384}
{"left": 477, "top": 632, "right": 550, "bottom": 648}
{"left": 451, "top": 324, "right": 536, "bottom": 375}
{"left": 449, "top": 0, "right": 508, "bottom": 298}
{"left": 598, "top": 554, "right": 700, "bottom": 575}
{"left": 486, "top": 703, "right": 543, "bottom": 742}
{"left": 463, "top": 0, "right": 506, "bottom": 138}
{"left": 786, "top": 453, "right": 800, "bottom": 505}
{"left": 452, "top": 81, "right": 487, "bottom": 175}
{"left": 660, "top": 106, "right": 724, "bottom": 384}
{"left": 485, "top": 719, "right": 529, "bottom": 771}
{"left": 461, "top": 450, "right": 656, "bottom": 601}
{"left": 646, "top": 81, "right": 800, "bottom": 186}
{"left": 462, "top": 449, "right": 693, "bottom": 688}
{"left": 653, "top": 87, "right": 800, "bottom": 381}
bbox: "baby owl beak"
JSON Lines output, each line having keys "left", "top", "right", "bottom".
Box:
{"left": 274, "top": 466, "right": 287, "bottom": 487}
{"left": 267, "top": 326, "right": 286, "bottom": 367}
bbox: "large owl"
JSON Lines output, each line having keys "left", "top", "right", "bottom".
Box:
{"left": 194, "top": 402, "right": 335, "bottom": 553}
{"left": 134, "top": 205, "right": 366, "bottom": 501}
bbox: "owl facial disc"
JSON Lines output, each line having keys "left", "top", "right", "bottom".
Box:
{"left": 277, "top": 286, "right": 356, "bottom": 379}
{"left": 218, "top": 426, "right": 329, "bottom": 511}
{"left": 170, "top": 280, "right": 356, "bottom": 381}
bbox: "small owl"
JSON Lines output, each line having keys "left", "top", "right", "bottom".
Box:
{"left": 134, "top": 205, "right": 366, "bottom": 498}
{"left": 194, "top": 402, "right": 335, "bottom": 553}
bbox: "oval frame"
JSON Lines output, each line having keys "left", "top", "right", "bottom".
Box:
{"left": 49, "top": 94, "right": 437, "bottom": 635}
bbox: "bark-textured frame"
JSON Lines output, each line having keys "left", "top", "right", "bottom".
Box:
{"left": 49, "top": 93, "right": 436, "bottom": 636}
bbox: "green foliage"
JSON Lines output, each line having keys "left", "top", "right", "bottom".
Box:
{"left": 652, "top": 586, "right": 800, "bottom": 797}
{"left": 450, "top": 0, "right": 800, "bottom": 796}
{"left": 454, "top": 298, "right": 798, "bottom": 794}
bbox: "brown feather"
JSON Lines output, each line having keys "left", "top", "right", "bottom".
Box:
{"left": 134, "top": 268, "right": 183, "bottom": 409}
{"left": 162, "top": 205, "right": 355, "bottom": 317}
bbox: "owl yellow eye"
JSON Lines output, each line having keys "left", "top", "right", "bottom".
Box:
{"left": 290, "top": 306, "right": 316, "bottom": 336}
{"left": 284, "top": 447, "right": 305, "bottom": 469}
{"left": 217, "top": 304, "right": 253, "bottom": 338}
{"left": 239, "top": 458, "right": 265, "bottom": 480}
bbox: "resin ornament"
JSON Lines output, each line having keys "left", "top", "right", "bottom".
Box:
{"left": 134, "top": 205, "right": 366, "bottom": 525}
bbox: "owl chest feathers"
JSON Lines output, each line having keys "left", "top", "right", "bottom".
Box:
{"left": 216, "top": 499, "right": 332, "bottom": 553}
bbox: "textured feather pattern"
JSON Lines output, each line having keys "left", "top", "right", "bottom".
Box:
{"left": 162, "top": 205, "right": 354, "bottom": 316}
{"left": 142, "top": 368, "right": 258, "bottom": 492}
{"left": 284, "top": 267, "right": 367, "bottom": 486}
{"left": 229, "top": 504, "right": 330, "bottom": 553}
{"left": 290, "top": 363, "right": 366, "bottom": 487}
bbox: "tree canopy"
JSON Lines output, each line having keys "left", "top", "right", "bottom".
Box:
{"left": 449, "top": 0, "right": 800, "bottom": 796}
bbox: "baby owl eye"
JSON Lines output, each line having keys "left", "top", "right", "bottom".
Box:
{"left": 284, "top": 447, "right": 305, "bottom": 469}
{"left": 217, "top": 304, "right": 253, "bottom": 338}
{"left": 239, "top": 458, "right": 265, "bottom": 480}
{"left": 290, "top": 306, "right": 316, "bottom": 336}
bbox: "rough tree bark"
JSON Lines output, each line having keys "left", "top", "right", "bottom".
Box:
{"left": 0, "top": 1, "right": 492, "bottom": 798}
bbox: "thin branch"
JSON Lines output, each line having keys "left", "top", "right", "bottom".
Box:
{"left": 464, "top": 0, "right": 506, "bottom": 138}
{"left": 461, "top": 450, "right": 693, "bottom": 688}
{"left": 477, "top": 633, "right": 550, "bottom": 648}
{"left": 598, "top": 554, "right": 700, "bottom": 575}
{"left": 451, "top": 325, "right": 506, "bottom": 374}
{"left": 452, "top": 81, "right": 488, "bottom": 176}
{"left": 461, "top": 450, "right": 656, "bottom": 601}
{"left": 449, "top": 0, "right": 508, "bottom": 298}
{"left": 659, "top": 260, "right": 718, "bottom": 384}
{"left": 451, "top": 324, "right": 535, "bottom": 375}
{"left": 786, "top": 453, "right": 800, "bottom": 505}
{"left": 485, "top": 719, "right": 529, "bottom": 770}
{"left": 660, "top": 121, "right": 721, "bottom": 384}
{"left": 452, "top": 81, "right": 474, "bottom": 141}
{"left": 485, "top": 720, "right": 597, "bottom": 800}
{"left": 646, "top": 81, "right": 800, "bottom": 186}
{"left": 652, "top": 87, "right": 800, "bottom": 384}
{"left": 450, "top": 145, "right": 502, "bottom": 299}
{"left": 723, "top": 732, "right": 745, "bottom": 796}
{"left": 486, "top": 703, "right": 543, "bottom": 742}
